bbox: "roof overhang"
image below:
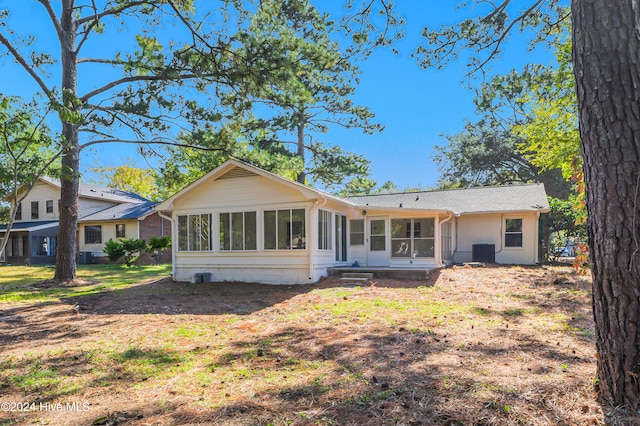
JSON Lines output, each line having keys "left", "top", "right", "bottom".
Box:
{"left": 155, "top": 159, "right": 355, "bottom": 212}
{"left": 0, "top": 221, "right": 58, "bottom": 233}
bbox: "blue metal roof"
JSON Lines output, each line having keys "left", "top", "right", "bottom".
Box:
{"left": 0, "top": 221, "right": 58, "bottom": 231}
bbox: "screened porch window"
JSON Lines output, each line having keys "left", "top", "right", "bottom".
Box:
{"left": 220, "top": 211, "right": 257, "bottom": 251}
{"left": 264, "top": 209, "right": 305, "bottom": 250}
{"left": 318, "top": 209, "right": 332, "bottom": 250}
{"left": 177, "top": 214, "right": 212, "bottom": 251}
{"left": 391, "top": 218, "right": 435, "bottom": 258}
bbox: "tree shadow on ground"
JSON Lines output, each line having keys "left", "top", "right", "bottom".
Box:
{"left": 124, "top": 324, "right": 601, "bottom": 425}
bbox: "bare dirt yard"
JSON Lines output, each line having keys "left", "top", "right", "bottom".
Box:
{"left": 0, "top": 265, "right": 622, "bottom": 425}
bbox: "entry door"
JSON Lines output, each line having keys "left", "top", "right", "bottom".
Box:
{"left": 367, "top": 217, "right": 389, "bottom": 266}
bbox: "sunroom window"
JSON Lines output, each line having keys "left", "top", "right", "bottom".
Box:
{"left": 220, "top": 211, "right": 257, "bottom": 251}
{"left": 391, "top": 218, "right": 435, "bottom": 258}
{"left": 264, "top": 209, "right": 305, "bottom": 250}
{"left": 177, "top": 214, "right": 212, "bottom": 251}
{"left": 318, "top": 209, "right": 332, "bottom": 250}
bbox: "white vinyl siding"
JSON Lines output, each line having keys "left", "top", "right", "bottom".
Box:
{"left": 455, "top": 212, "right": 539, "bottom": 264}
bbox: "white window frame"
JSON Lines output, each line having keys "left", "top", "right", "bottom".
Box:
{"left": 390, "top": 218, "right": 435, "bottom": 259}
{"left": 177, "top": 214, "right": 212, "bottom": 252}
{"left": 263, "top": 208, "right": 306, "bottom": 250}
{"left": 505, "top": 218, "right": 524, "bottom": 248}
{"left": 219, "top": 211, "right": 257, "bottom": 251}
{"left": 318, "top": 209, "right": 332, "bottom": 250}
{"left": 349, "top": 219, "right": 365, "bottom": 246}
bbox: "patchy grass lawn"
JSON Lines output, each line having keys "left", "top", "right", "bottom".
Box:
{"left": 0, "top": 264, "right": 172, "bottom": 303}
{"left": 0, "top": 265, "right": 608, "bottom": 425}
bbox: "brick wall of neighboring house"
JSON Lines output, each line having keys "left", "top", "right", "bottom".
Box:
{"left": 139, "top": 212, "right": 172, "bottom": 264}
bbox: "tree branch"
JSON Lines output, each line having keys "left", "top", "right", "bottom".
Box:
{"left": 79, "top": 138, "right": 228, "bottom": 151}
{"left": 36, "top": 0, "right": 64, "bottom": 42}
{"left": 0, "top": 32, "right": 53, "bottom": 99}
{"left": 80, "top": 74, "right": 195, "bottom": 102}
{"left": 76, "top": 1, "right": 152, "bottom": 26}
{"left": 471, "top": 0, "right": 545, "bottom": 75}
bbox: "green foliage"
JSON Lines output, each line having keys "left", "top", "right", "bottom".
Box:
{"left": 547, "top": 197, "right": 586, "bottom": 239}
{"left": 221, "top": 0, "right": 381, "bottom": 187}
{"left": 414, "top": 1, "right": 568, "bottom": 76}
{"left": 0, "top": 96, "right": 60, "bottom": 198}
{"left": 90, "top": 163, "right": 162, "bottom": 201}
{"left": 434, "top": 123, "right": 538, "bottom": 187}
{"left": 104, "top": 239, "right": 126, "bottom": 263}
{"left": 512, "top": 33, "right": 581, "bottom": 181}
{"left": 148, "top": 236, "right": 171, "bottom": 252}
{"left": 147, "top": 236, "right": 172, "bottom": 264}
{"left": 337, "top": 176, "right": 377, "bottom": 196}
{"left": 103, "top": 238, "right": 147, "bottom": 267}
{"left": 0, "top": 95, "right": 61, "bottom": 256}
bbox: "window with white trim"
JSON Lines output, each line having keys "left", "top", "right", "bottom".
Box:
{"left": 177, "top": 214, "right": 212, "bottom": 251}
{"left": 318, "top": 209, "right": 332, "bottom": 250}
{"left": 391, "top": 218, "right": 435, "bottom": 258}
{"left": 220, "top": 211, "right": 257, "bottom": 251}
{"left": 505, "top": 218, "right": 523, "bottom": 247}
{"left": 349, "top": 219, "right": 364, "bottom": 246}
{"left": 116, "top": 224, "right": 126, "bottom": 238}
{"left": 31, "top": 201, "right": 39, "bottom": 220}
{"left": 264, "top": 209, "right": 305, "bottom": 250}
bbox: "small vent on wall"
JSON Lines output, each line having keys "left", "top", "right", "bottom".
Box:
{"left": 218, "top": 167, "right": 259, "bottom": 180}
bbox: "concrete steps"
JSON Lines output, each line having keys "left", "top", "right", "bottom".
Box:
{"left": 339, "top": 272, "right": 374, "bottom": 286}
{"left": 329, "top": 267, "right": 431, "bottom": 281}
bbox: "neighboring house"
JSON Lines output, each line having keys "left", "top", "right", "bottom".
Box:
{"left": 155, "top": 159, "right": 550, "bottom": 285}
{"left": 0, "top": 177, "right": 171, "bottom": 265}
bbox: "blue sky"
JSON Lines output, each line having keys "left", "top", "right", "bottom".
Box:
{"left": 0, "top": 1, "right": 558, "bottom": 191}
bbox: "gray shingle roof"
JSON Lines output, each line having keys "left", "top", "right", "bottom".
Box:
{"left": 40, "top": 177, "right": 149, "bottom": 204}
{"left": 79, "top": 201, "right": 157, "bottom": 222}
{"left": 346, "top": 183, "right": 550, "bottom": 215}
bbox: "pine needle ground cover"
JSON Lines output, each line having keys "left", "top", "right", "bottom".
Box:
{"left": 0, "top": 265, "right": 602, "bottom": 425}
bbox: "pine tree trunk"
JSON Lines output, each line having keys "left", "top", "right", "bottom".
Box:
{"left": 54, "top": 0, "right": 79, "bottom": 282}
{"left": 572, "top": 0, "right": 640, "bottom": 408}
{"left": 296, "top": 110, "right": 306, "bottom": 184}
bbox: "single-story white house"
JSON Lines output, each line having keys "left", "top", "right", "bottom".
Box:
{"left": 155, "top": 159, "right": 550, "bottom": 284}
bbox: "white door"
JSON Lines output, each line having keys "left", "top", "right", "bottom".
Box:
{"left": 367, "top": 217, "right": 388, "bottom": 266}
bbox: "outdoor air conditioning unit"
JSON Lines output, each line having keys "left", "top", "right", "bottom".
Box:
{"left": 472, "top": 244, "right": 495, "bottom": 264}
{"left": 191, "top": 272, "right": 212, "bottom": 283}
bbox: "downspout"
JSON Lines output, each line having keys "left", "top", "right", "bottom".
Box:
{"left": 309, "top": 197, "right": 328, "bottom": 282}
{"left": 535, "top": 211, "right": 541, "bottom": 264}
{"left": 439, "top": 213, "right": 453, "bottom": 266}
{"left": 158, "top": 210, "right": 175, "bottom": 279}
